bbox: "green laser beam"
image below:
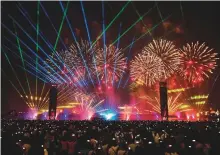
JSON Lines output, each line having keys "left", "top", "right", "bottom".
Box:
{"left": 35, "top": 0, "right": 40, "bottom": 106}
{"left": 131, "top": 2, "right": 153, "bottom": 36}
{"left": 91, "top": 0, "right": 131, "bottom": 47}
{"left": 13, "top": 22, "right": 33, "bottom": 98}
{"left": 36, "top": 0, "right": 40, "bottom": 106}
{"left": 2, "top": 70, "right": 33, "bottom": 108}
{"left": 8, "top": 15, "right": 72, "bottom": 83}
{"left": 2, "top": 49, "right": 29, "bottom": 101}
{"left": 54, "top": 1, "right": 70, "bottom": 51}
{"left": 122, "top": 15, "right": 171, "bottom": 52}
{"left": 156, "top": 2, "right": 163, "bottom": 21}
{"left": 2, "top": 69, "right": 22, "bottom": 97}
{"left": 111, "top": 3, "right": 157, "bottom": 46}
{"left": 36, "top": 0, "right": 40, "bottom": 52}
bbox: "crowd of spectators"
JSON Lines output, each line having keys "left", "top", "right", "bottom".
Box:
{"left": 1, "top": 119, "right": 220, "bottom": 155}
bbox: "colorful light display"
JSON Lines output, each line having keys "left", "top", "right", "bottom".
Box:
{"left": 190, "top": 95, "right": 209, "bottom": 100}
{"left": 2, "top": 1, "right": 219, "bottom": 121}
{"left": 143, "top": 39, "right": 181, "bottom": 80}
{"left": 140, "top": 93, "right": 192, "bottom": 115}
{"left": 95, "top": 45, "right": 127, "bottom": 83}
{"left": 130, "top": 52, "right": 164, "bottom": 86}
{"left": 168, "top": 88, "right": 186, "bottom": 93}
{"left": 180, "top": 42, "right": 218, "bottom": 84}
{"left": 195, "top": 101, "right": 206, "bottom": 105}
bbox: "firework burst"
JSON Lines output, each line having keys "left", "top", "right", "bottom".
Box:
{"left": 59, "top": 40, "right": 98, "bottom": 81}
{"left": 180, "top": 42, "right": 218, "bottom": 84}
{"left": 143, "top": 39, "right": 181, "bottom": 79}
{"left": 44, "top": 53, "right": 61, "bottom": 74}
{"left": 130, "top": 52, "right": 165, "bottom": 87}
{"left": 74, "top": 92, "right": 104, "bottom": 120}
{"left": 45, "top": 40, "right": 99, "bottom": 84}
{"left": 62, "top": 39, "right": 97, "bottom": 69}
{"left": 95, "top": 45, "right": 127, "bottom": 83}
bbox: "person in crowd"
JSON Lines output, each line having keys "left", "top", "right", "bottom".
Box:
{"left": 67, "top": 135, "right": 76, "bottom": 155}
{"left": 1, "top": 119, "right": 220, "bottom": 155}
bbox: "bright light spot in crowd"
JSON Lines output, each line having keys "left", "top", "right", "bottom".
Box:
{"left": 187, "top": 115, "right": 190, "bottom": 120}
{"left": 192, "top": 140, "right": 196, "bottom": 142}
{"left": 148, "top": 141, "right": 152, "bottom": 144}
{"left": 88, "top": 114, "right": 93, "bottom": 120}
{"left": 104, "top": 113, "right": 116, "bottom": 120}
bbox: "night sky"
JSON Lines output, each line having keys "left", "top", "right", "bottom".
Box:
{"left": 1, "top": 1, "right": 220, "bottom": 113}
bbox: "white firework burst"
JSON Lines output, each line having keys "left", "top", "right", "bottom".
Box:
{"left": 143, "top": 39, "right": 181, "bottom": 79}
{"left": 130, "top": 52, "right": 165, "bottom": 87}
{"left": 95, "top": 45, "right": 127, "bottom": 82}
